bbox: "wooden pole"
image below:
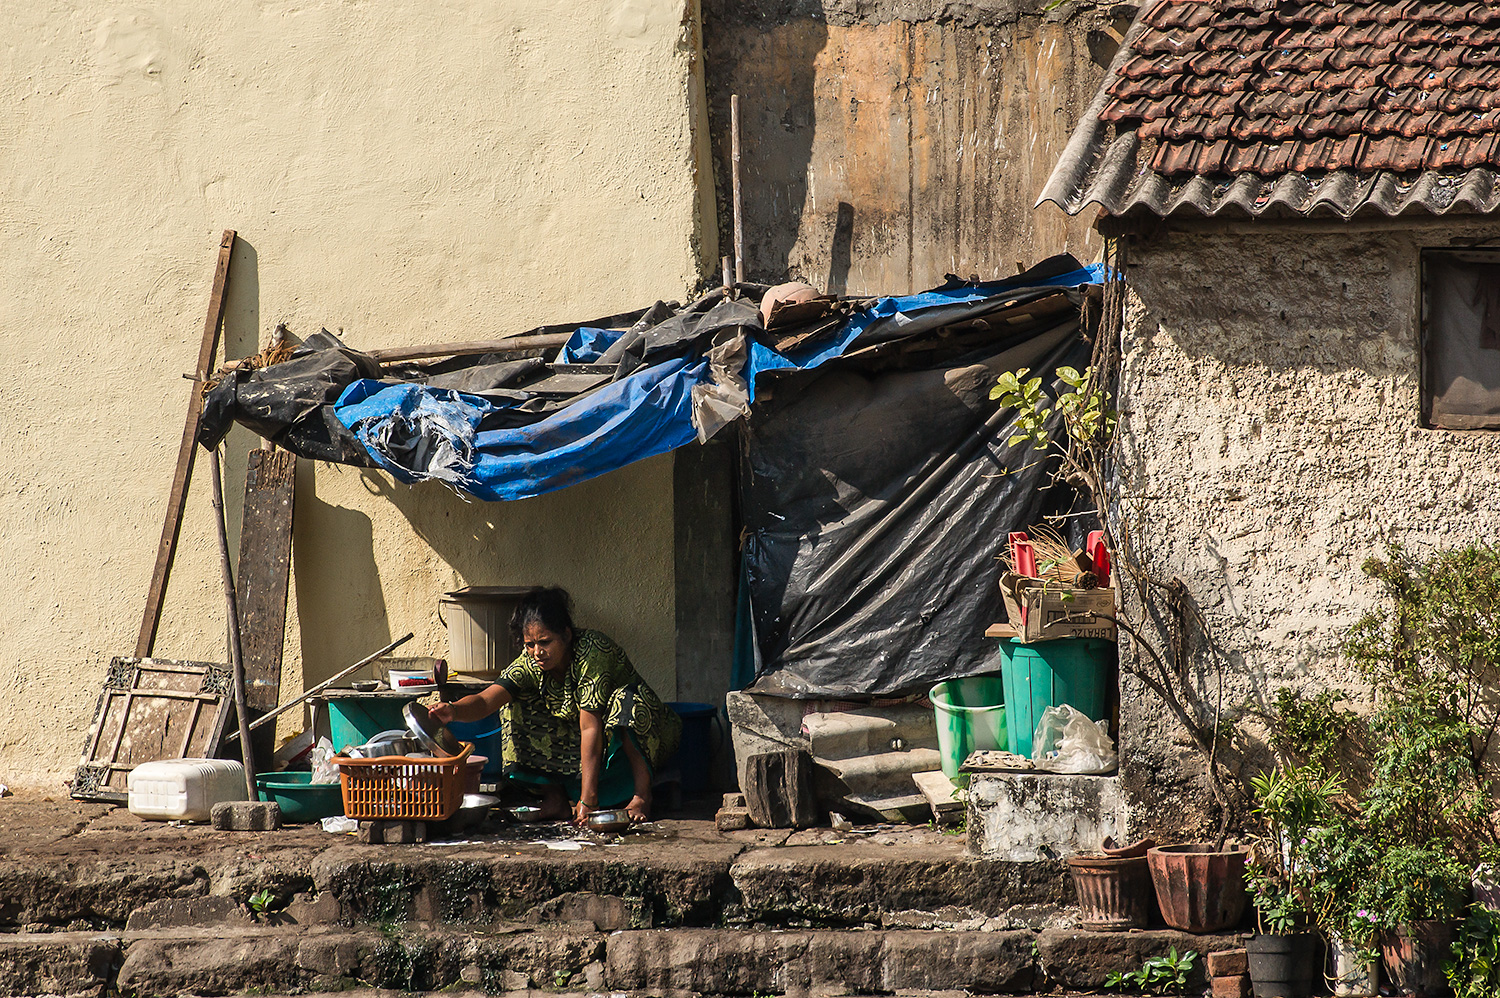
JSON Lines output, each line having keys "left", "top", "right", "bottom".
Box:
{"left": 722, "top": 255, "right": 733, "bottom": 294}
{"left": 208, "top": 447, "right": 257, "bottom": 799}
{"left": 137, "top": 230, "right": 236, "bottom": 657}
{"left": 226, "top": 632, "right": 416, "bottom": 740}
{"left": 731, "top": 94, "right": 744, "bottom": 285}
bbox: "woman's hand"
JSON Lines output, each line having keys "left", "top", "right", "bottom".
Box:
{"left": 573, "top": 800, "right": 595, "bottom": 827}
{"left": 428, "top": 702, "right": 454, "bottom": 724}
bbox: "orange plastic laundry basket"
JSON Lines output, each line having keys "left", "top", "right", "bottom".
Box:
{"left": 335, "top": 742, "right": 473, "bottom": 821}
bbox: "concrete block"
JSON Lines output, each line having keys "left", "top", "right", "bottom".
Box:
{"left": 1036, "top": 928, "right": 1243, "bottom": 990}
{"left": 1206, "top": 948, "right": 1248, "bottom": 977}
{"left": 357, "top": 820, "right": 427, "bottom": 844}
{"left": 716, "top": 806, "right": 753, "bottom": 831}
{"left": 966, "top": 772, "right": 1127, "bottom": 860}
{"left": 604, "top": 928, "right": 1035, "bottom": 993}
{"left": 0, "top": 932, "right": 123, "bottom": 997}
{"left": 125, "top": 895, "right": 250, "bottom": 929}
{"left": 1211, "top": 974, "right": 1251, "bottom": 998}
{"left": 211, "top": 800, "right": 281, "bottom": 831}
{"left": 723, "top": 792, "right": 747, "bottom": 808}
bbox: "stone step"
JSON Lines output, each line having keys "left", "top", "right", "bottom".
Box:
{"left": 0, "top": 924, "right": 1244, "bottom": 998}
{"left": 0, "top": 835, "right": 1070, "bottom": 933}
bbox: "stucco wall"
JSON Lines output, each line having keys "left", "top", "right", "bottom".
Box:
{"left": 0, "top": 1, "right": 713, "bottom": 789}
{"left": 1115, "top": 218, "right": 1500, "bottom": 838}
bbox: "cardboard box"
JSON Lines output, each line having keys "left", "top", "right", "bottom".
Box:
{"left": 998, "top": 572, "right": 1117, "bottom": 643}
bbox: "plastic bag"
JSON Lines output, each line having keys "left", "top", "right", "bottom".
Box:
{"left": 309, "top": 737, "right": 340, "bottom": 784}
{"left": 1031, "top": 704, "right": 1117, "bottom": 774}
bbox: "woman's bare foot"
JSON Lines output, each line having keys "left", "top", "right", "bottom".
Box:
{"left": 534, "top": 786, "right": 571, "bottom": 822}
{"left": 625, "top": 794, "right": 651, "bottom": 823}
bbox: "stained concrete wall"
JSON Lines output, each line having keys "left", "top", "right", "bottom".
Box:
{"left": 0, "top": 1, "right": 716, "bottom": 789}
{"left": 1114, "top": 217, "right": 1500, "bottom": 839}
{"left": 701, "top": 0, "right": 1129, "bottom": 293}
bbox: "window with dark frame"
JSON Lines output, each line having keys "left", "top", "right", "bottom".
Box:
{"left": 1422, "top": 249, "right": 1500, "bottom": 430}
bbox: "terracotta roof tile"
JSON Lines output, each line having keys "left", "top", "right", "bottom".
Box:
{"left": 1095, "top": 0, "right": 1500, "bottom": 178}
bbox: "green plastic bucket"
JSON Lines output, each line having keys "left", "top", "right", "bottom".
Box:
{"left": 930, "top": 675, "right": 1007, "bottom": 784}
{"left": 998, "top": 638, "right": 1114, "bottom": 758}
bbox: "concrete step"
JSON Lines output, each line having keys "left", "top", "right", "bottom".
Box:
{"left": 0, "top": 924, "right": 1245, "bottom": 998}
{"left": 0, "top": 827, "right": 1070, "bottom": 934}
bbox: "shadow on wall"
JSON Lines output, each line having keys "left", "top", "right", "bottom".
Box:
{"left": 291, "top": 471, "right": 391, "bottom": 687}
{"left": 217, "top": 234, "right": 262, "bottom": 559}
{"left": 701, "top": 0, "right": 828, "bottom": 286}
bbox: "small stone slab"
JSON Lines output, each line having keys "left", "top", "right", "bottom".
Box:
{"left": 716, "top": 806, "right": 753, "bottom": 831}
{"left": 1206, "top": 947, "right": 1248, "bottom": 976}
{"left": 723, "top": 792, "right": 747, "bottom": 808}
{"left": 357, "top": 819, "right": 427, "bottom": 844}
{"left": 211, "top": 800, "right": 281, "bottom": 831}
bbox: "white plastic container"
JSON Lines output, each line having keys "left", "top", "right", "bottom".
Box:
{"left": 127, "top": 758, "right": 248, "bottom": 822}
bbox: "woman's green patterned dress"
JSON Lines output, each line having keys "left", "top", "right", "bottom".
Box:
{"left": 493, "top": 629, "right": 681, "bottom": 806}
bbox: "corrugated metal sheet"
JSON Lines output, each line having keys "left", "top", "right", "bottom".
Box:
{"left": 1038, "top": 0, "right": 1500, "bottom": 218}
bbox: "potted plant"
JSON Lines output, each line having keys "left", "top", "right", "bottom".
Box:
{"left": 1366, "top": 844, "right": 1470, "bottom": 998}
{"left": 1447, "top": 900, "right": 1500, "bottom": 998}
{"left": 1241, "top": 765, "right": 1341, "bottom": 998}
{"left": 1305, "top": 821, "right": 1382, "bottom": 997}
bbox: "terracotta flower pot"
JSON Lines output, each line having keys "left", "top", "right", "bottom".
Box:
{"left": 1067, "top": 852, "right": 1157, "bottom": 931}
{"left": 1145, "top": 842, "right": 1249, "bottom": 933}
{"left": 1381, "top": 920, "right": 1456, "bottom": 998}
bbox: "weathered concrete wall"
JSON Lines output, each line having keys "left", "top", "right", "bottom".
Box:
{"left": 702, "top": 0, "right": 1129, "bottom": 293}
{"left": 0, "top": 1, "right": 715, "bottom": 788}
{"left": 1115, "top": 218, "right": 1500, "bottom": 839}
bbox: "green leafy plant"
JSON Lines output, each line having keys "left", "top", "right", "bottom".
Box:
{"left": 1365, "top": 843, "right": 1471, "bottom": 928}
{"left": 1304, "top": 822, "right": 1382, "bottom": 963}
{"left": 1244, "top": 765, "right": 1342, "bottom": 934}
{"left": 1104, "top": 947, "right": 1197, "bottom": 995}
{"left": 1448, "top": 902, "right": 1500, "bottom": 998}
{"left": 1345, "top": 545, "right": 1500, "bottom": 850}
{"left": 247, "top": 888, "right": 276, "bottom": 918}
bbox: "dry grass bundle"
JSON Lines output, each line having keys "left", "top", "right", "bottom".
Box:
{"left": 998, "top": 523, "right": 1094, "bottom": 586}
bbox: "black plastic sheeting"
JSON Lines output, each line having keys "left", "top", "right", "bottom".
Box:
{"left": 741, "top": 322, "right": 1091, "bottom": 698}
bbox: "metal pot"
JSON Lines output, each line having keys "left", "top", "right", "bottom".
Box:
{"left": 585, "top": 809, "right": 632, "bottom": 833}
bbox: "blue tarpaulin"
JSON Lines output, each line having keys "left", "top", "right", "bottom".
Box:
{"left": 331, "top": 261, "right": 1106, "bottom": 501}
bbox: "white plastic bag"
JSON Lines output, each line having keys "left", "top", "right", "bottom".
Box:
{"left": 309, "top": 737, "right": 340, "bottom": 785}
{"left": 1031, "top": 704, "right": 1117, "bottom": 774}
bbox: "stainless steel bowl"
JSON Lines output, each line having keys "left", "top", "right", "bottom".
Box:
{"left": 585, "top": 808, "right": 632, "bottom": 833}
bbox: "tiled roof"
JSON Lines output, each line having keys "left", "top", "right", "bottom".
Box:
{"left": 1038, "top": 0, "right": 1500, "bottom": 218}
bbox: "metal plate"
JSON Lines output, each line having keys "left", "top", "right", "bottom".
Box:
{"left": 403, "top": 701, "right": 462, "bottom": 757}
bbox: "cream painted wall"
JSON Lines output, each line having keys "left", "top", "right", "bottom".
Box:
{"left": 0, "top": 1, "right": 714, "bottom": 789}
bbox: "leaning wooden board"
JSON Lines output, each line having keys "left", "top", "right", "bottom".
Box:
{"left": 135, "top": 230, "right": 236, "bottom": 658}
{"left": 72, "top": 657, "right": 235, "bottom": 802}
{"left": 236, "top": 448, "right": 296, "bottom": 769}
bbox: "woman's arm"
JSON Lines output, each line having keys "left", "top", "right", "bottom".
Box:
{"left": 574, "top": 708, "right": 605, "bottom": 823}
{"left": 429, "top": 683, "right": 511, "bottom": 725}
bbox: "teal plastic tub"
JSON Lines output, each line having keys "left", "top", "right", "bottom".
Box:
{"left": 327, "top": 696, "right": 412, "bottom": 753}
{"left": 929, "top": 675, "right": 1006, "bottom": 784}
{"left": 255, "top": 772, "right": 345, "bottom": 823}
{"left": 998, "top": 638, "right": 1115, "bottom": 758}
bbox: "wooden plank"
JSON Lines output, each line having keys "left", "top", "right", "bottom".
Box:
{"left": 235, "top": 448, "right": 297, "bottom": 770}
{"left": 135, "top": 230, "right": 237, "bottom": 658}
{"left": 367, "top": 332, "right": 571, "bottom": 365}
{"left": 71, "top": 657, "right": 235, "bottom": 802}
{"left": 911, "top": 769, "right": 965, "bottom": 825}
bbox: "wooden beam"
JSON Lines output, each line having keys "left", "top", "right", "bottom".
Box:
{"left": 235, "top": 448, "right": 297, "bottom": 770}
{"left": 136, "top": 230, "right": 236, "bottom": 658}
{"left": 366, "top": 332, "right": 570, "bottom": 366}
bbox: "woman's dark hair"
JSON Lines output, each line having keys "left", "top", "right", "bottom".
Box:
{"left": 510, "top": 586, "right": 575, "bottom": 644}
